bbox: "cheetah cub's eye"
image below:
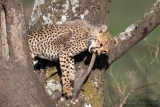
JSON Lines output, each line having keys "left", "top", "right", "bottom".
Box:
{"left": 99, "top": 30, "right": 103, "bottom": 33}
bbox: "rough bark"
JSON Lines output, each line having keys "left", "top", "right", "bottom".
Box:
{"left": 28, "top": 0, "right": 110, "bottom": 106}
{"left": 0, "top": 0, "right": 55, "bottom": 107}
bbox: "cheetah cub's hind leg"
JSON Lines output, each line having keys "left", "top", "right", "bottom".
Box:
{"left": 59, "top": 51, "right": 74, "bottom": 98}
{"left": 69, "top": 58, "right": 76, "bottom": 82}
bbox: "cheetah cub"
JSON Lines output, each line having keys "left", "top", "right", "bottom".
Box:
{"left": 28, "top": 20, "right": 115, "bottom": 98}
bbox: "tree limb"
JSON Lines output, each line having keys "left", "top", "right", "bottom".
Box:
{"left": 73, "top": 53, "right": 96, "bottom": 98}
{"left": 108, "top": 0, "right": 160, "bottom": 65}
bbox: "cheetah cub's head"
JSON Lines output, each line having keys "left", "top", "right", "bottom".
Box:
{"left": 89, "top": 25, "right": 116, "bottom": 55}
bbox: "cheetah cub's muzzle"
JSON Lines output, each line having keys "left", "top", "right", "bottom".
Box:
{"left": 89, "top": 25, "right": 115, "bottom": 55}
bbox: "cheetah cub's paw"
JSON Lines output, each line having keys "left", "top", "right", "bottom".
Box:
{"left": 69, "top": 73, "right": 75, "bottom": 82}
{"left": 63, "top": 86, "right": 73, "bottom": 98}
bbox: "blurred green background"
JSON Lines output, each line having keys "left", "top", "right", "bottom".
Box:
{"left": 24, "top": 0, "right": 160, "bottom": 106}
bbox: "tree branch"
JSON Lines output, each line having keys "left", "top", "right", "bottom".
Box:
{"left": 73, "top": 53, "right": 96, "bottom": 98}
{"left": 108, "top": 0, "right": 160, "bottom": 65}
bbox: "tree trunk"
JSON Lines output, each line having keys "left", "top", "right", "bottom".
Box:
{"left": 28, "top": 0, "right": 110, "bottom": 106}
{"left": 0, "top": 0, "right": 55, "bottom": 107}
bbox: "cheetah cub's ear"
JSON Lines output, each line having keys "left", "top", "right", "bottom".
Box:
{"left": 99, "top": 25, "right": 108, "bottom": 33}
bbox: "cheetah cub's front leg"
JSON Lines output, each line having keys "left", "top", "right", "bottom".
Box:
{"left": 59, "top": 51, "right": 76, "bottom": 98}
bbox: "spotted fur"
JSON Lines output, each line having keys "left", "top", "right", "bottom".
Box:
{"left": 28, "top": 20, "right": 115, "bottom": 98}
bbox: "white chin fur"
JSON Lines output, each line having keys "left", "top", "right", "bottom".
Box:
{"left": 88, "top": 40, "right": 95, "bottom": 53}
